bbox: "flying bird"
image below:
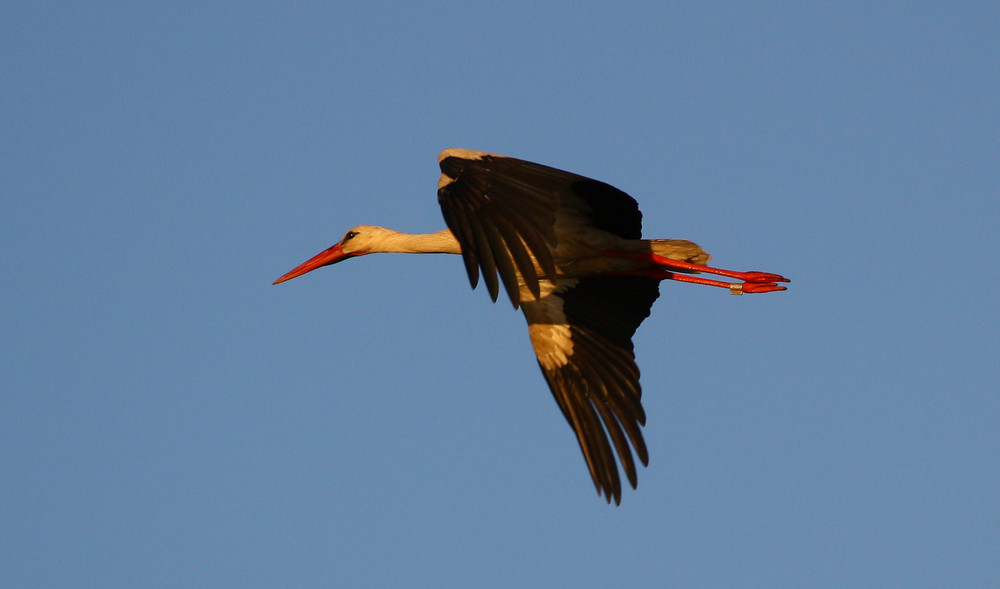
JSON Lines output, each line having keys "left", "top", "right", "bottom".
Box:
{"left": 274, "top": 148, "right": 789, "bottom": 504}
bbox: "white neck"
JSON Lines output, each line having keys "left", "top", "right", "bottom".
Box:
{"left": 373, "top": 228, "right": 463, "bottom": 255}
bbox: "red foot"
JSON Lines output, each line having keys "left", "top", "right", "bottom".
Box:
{"left": 737, "top": 281, "right": 788, "bottom": 294}
{"left": 739, "top": 271, "right": 788, "bottom": 284}
{"left": 735, "top": 272, "right": 790, "bottom": 294}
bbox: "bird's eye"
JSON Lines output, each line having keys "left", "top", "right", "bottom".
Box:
{"left": 344, "top": 231, "right": 358, "bottom": 242}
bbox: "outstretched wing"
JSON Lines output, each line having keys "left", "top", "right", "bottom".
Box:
{"left": 436, "top": 148, "right": 642, "bottom": 308}
{"left": 523, "top": 275, "right": 660, "bottom": 504}
{"left": 437, "top": 148, "right": 657, "bottom": 502}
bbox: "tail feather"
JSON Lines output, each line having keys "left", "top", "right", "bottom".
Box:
{"left": 648, "top": 239, "right": 710, "bottom": 268}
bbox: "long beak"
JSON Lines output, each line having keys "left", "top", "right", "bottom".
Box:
{"left": 273, "top": 243, "right": 352, "bottom": 285}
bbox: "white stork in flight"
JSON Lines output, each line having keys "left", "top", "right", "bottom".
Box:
{"left": 274, "top": 148, "right": 789, "bottom": 504}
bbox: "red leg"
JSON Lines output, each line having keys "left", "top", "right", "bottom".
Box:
{"left": 609, "top": 253, "right": 789, "bottom": 295}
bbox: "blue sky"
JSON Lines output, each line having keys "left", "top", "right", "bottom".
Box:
{"left": 3, "top": 2, "right": 998, "bottom": 587}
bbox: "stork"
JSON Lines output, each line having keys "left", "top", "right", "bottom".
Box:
{"left": 274, "top": 148, "right": 789, "bottom": 504}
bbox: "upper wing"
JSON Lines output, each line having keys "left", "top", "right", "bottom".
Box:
{"left": 523, "top": 274, "right": 660, "bottom": 504}
{"left": 436, "top": 148, "right": 643, "bottom": 308}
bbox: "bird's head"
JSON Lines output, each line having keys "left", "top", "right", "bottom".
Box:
{"left": 272, "top": 225, "right": 384, "bottom": 285}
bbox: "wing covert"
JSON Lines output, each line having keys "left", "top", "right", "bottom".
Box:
{"left": 437, "top": 148, "right": 643, "bottom": 308}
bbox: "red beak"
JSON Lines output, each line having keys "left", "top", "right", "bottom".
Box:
{"left": 273, "top": 243, "right": 351, "bottom": 285}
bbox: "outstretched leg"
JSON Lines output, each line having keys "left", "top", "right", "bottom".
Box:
{"left": 606, "top": 252, "right": 789, "bottom": 295}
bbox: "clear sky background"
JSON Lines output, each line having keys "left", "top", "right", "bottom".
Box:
{"left": 3, "top": 2, "right": 998, "bottom": 587}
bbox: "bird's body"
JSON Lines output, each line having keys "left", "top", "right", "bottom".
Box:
{"left": 274, "top": 148, "right": 788, "bottom": 503}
